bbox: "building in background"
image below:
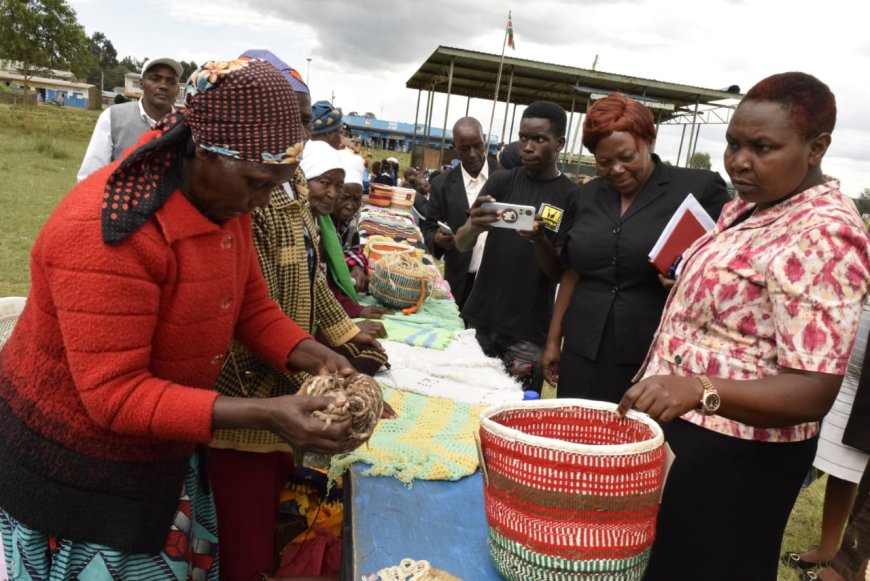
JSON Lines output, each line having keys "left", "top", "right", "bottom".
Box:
{"left": 0, "top": 60, "right": 99, "bottom": 109}
{"left": 344, "top": 112, "right": 499, "bottom": 168}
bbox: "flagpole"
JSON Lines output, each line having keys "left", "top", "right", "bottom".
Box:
{"left": 486, "top": 12, "right": 510, "bottom": 150}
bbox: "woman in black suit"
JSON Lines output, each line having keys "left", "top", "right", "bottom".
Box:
{"left": 541, "top": 93, "right": 731, "bottom": 402}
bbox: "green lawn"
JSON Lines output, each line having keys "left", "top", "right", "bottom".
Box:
{"left": 0, "top": 103, "right": 97, "bottom": 296}
{"left": 0, "top": 103, "right": 827, "bottom": 579}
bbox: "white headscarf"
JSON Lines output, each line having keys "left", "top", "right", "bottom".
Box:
{"left": 300, "top": 140, "right": 344, "bottom": 180}
{"left": 339, "top": 149, "right": 365, "bottom": 186}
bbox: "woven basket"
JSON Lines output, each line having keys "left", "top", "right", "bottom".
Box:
{"left": 368, "top": 183, "right": 394, "bottom": 207}
{"left": 369, "top": 254, "right": 434, "bottom": 314}
{"left": 391, "top": 186, "right": 415, "bottom": 213}
{"left": 366, "top": 240, "right": 416, "bottom": 275}
{"left": 479, "top": 399, "right": 666, "bottom": 581}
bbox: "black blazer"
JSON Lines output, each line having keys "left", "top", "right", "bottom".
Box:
{"left": 562, "top": 158, "right": 731, "bottom": 365}
{"left": 422, "top": 159, "right": 497, "bottom": 303}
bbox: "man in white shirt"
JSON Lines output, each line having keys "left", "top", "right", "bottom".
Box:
{"left": 421, "top": 117, "right": 495, "bottom": 309}
{"left": 77, "top": 58, "right": 182, "bottom": 181}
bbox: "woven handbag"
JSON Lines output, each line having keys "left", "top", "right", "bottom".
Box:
{"left": 369, "top": 254, "right": 434, "bottom": 315}
{"left": 479, "top": 399, "right": 666, "bottom": 580}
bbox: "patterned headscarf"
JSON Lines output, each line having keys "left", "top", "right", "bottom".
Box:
{"left": 238, "top": 49, "right": 309, "bottom": 95}
{"left": 102, "top": 59, "right": 306, "bottom": 243}
{"left": 311, "top": 100, "right": 343, "bottom": 135}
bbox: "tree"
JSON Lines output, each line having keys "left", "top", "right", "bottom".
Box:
{"left": 689, "top": 151, "right": 712, "bottom": 171}
{"left": 119, "top": 55, "right": 144, "bottom": 72}
{"left": 85, "top": 30, "right": 118, "bottom": 88}
{"left": 179, "top": 60, "right": 198, "bottom": 82}
{"left": 104, "top": 63, "right": 131, "bottom": 91}
{"left": 0, "top": 0, "right": 91, "bottom": 88}
{"left": 854, "top": 188, "right": 870, "bottom": 217}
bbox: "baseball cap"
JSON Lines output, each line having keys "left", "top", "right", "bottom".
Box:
{"left": 141, "top": 58, "right": 183, "bottom": 79}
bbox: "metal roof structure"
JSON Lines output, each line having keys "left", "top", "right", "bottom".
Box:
{"left": 405, "top": 46, "right": 743, "bottom": 167}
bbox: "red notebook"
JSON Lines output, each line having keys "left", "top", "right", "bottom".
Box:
{"left": 649, "top": 194, "right": 716, "bottom": 276}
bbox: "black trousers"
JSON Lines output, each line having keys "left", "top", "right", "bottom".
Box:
{"left": 643, "top": 419, "right": 817, "bottom": 581}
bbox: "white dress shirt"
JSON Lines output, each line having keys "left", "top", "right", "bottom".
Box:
{"left": 77, "top": 100, "right": 158, "bottom": 182}
{"left": 461, "top": 161, "right": 489, "bottom": 273}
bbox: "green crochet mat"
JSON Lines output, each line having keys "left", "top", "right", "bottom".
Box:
{"left": 329, "top": 385, "right": 485, "bottom": 484}
{"left": 357, "top": 297, "right": 464, "bottom": 350}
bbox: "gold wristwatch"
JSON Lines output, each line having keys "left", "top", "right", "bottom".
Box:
{"left": 697, "top": 375, "right": 721, "bottom": 415}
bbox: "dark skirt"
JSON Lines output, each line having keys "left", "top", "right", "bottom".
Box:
{"left": 643, "top": 419, "right": 817, "bottom": 581}
{"left": 557, "top": 347, "right": 639, "bottom": 403}
{"left": 557, "top": 315, "right": 641, "bottom": 403}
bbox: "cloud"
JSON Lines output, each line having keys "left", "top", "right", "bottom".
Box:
{"left": 232, "top": 0, "right": 507, "bottom": 74}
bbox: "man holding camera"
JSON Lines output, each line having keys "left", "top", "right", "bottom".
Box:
{"left": 454, "top": 102, "right": 579, "bottom": 393}
{"left": 422, "top": 117, "right": 496, "bottom": 310}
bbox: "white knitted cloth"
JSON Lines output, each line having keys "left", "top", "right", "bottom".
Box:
{"left": 377, "top": 329, "right": 524, "bottom": 405}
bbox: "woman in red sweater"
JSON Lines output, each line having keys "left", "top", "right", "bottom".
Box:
{"left": 0, "top": 59, "right": 358, "bottom": 580}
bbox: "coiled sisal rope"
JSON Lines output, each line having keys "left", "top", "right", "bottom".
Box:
{"left": 300, "top": 373, "right": 384, "bottom": 448}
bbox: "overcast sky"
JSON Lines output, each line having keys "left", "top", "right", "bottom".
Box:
{"left": 69, "top": 0, "right": 870, "bottom": 196}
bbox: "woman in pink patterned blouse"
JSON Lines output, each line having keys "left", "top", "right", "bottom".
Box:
{"left": 618, "top": 73, "right": 870, "bottom": 580}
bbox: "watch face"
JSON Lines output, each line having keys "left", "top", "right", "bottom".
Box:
{"left": 704, "top": 392, "right": 721, "bottom": 413}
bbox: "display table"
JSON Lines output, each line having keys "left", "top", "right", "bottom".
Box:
{"left": 346, "top": 465, "right": 502, "bottom": 580}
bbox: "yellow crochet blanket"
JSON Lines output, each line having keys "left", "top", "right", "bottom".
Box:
{"left": 329, "top": 386, "right": 485, "bottom": 484}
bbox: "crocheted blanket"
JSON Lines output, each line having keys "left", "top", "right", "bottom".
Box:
{"left": 359, "top": 207, "right": 423, "bottom": 246}
{"left": 378, "top": 298, "right": 465, "bottom": 350}
{"left": 378, "top": 329, "right": 524, "bottom": 405}
{"left": 329, "top": 386, "right": 486, "bottom": 484}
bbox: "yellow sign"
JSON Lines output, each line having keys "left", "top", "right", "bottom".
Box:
{"left": 540, "top": 204, "right": 563, "bottom": 231}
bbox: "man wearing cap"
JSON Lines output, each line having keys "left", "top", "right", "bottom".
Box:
{"left": 77, "top": 58, "right": 182, "bottom": 181}
{"left": 309, "top": 100, "right": 344, "bottom": 150}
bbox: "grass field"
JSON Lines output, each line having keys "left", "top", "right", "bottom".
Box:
{"left": 0, "top": 103, "right": 828, "bottom": 579}
{"left": 0, "top": 103, "right": 97, "bottom": 296}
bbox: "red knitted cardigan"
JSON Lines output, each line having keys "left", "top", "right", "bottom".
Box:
{"left": 0, "top": 162, "right": 311, "bottom": 553}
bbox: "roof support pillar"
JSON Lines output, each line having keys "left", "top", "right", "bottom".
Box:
{"left": 424, "top": 87, "right": 434, "bottom": 151}
{"left": 411, "top": 88, "right": 421, "bottom": 165}
{"left": 684, "top": 95, "right": 701, "bottom": 167}
{"left": 676, "top": 123, "right": 688, "bottom": 167}
{"left": 499, "top": 68, "right": 514, "bottom": 146}
{"left": 564, "top": 79, "right": 578, "bottom": 166}
{"left": 438, "top": 57, "right": 455, "bottom": 165}
{"left": 575, "top": 96, "right": 591, "bottom": 174}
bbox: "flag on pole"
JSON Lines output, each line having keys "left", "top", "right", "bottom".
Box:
{"left": 507, "top": 12, "right": 515, "bottom": 50}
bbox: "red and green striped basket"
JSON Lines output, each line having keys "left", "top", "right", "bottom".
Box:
{"left": 479, "top": 399, "right": 666, "bottom": 580}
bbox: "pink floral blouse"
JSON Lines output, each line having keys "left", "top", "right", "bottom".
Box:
{"left": 639, "top": 179, "right": 870, "bottom": 442}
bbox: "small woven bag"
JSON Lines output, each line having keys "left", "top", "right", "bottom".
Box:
{"left": 479, "top": 399, "right": 666, "bottom": 580}
{"left": 369, "top": 254, "right": 434, "bottom": 315}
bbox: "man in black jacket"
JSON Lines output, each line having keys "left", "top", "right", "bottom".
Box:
{"left": 454, "top": 102, "right": 579, "bottom": 393}
{"left": 422, "top": 117, "right": 495, "bottom": 309}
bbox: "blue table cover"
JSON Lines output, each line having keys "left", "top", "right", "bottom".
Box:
{"left": 349, "top": 466, "right": 503, "bottom": 580}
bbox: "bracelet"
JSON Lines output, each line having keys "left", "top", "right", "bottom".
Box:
{"left": 697, "top": 375, "right": 716, "bottom": 392}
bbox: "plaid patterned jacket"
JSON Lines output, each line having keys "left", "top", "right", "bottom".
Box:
{"left": 212, "top": 172, "right": 359, "bottom": 452}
